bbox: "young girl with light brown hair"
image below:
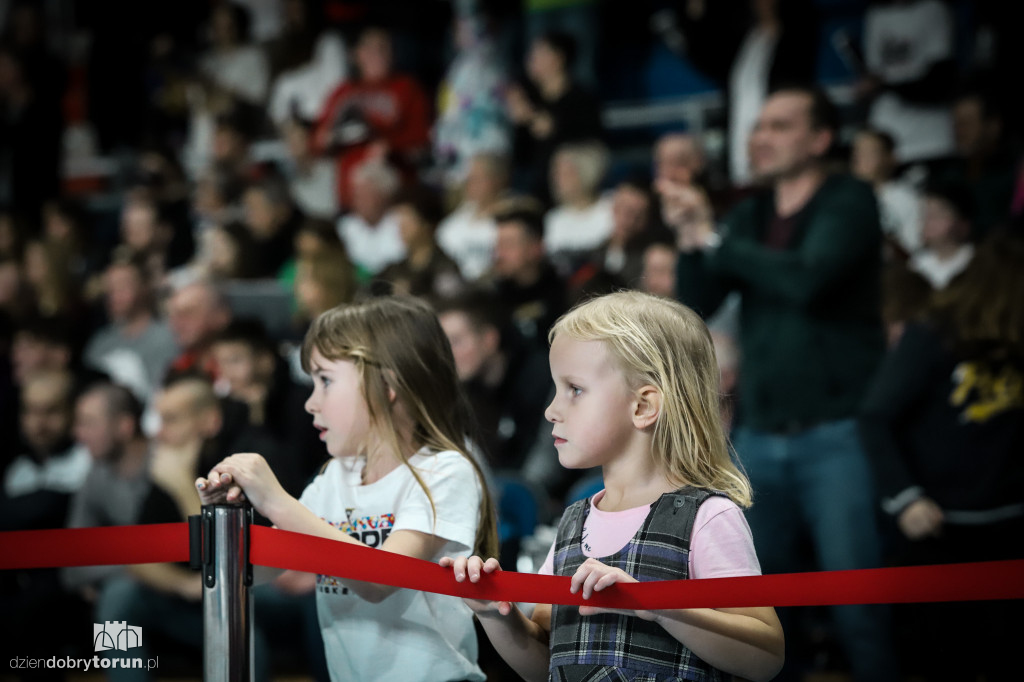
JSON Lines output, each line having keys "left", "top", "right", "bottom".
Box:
{"left": 443, "top": 290, "right": 784, "bottom": 681}
{"left": 197, "top": 296, "right": 497, "bottom": 682}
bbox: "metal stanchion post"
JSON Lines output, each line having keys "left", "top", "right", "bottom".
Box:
{"left": 199, "top": 504, "right": 254, "bottom": 682}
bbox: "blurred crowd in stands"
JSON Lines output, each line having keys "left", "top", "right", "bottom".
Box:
{"left": 0, "top": 1, "right": 1021, "bottom": 681}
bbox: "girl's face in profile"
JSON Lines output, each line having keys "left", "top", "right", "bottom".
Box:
{"left": 544, "top": 336, "right": 637, "bottom": 470}
{"left": 305, "top": 348, "right": 372, "bottom": 458}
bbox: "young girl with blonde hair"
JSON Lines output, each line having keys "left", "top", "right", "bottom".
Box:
{"left": 443, "top": 290, "right": 784, "bottom": 682}
{"left": 197, "top": 296, "right": 497, "bottom": 682}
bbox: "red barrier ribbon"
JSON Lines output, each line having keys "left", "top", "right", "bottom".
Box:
{"left": 0, "top": 523, "right": 188, "bottom": 570}
{"left": 2, "top": 524, "right": 1022, "bottom": 609}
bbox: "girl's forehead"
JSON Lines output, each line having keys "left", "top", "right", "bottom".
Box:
{"left": 550, "top": 336, "right": 617, "bottom": 375}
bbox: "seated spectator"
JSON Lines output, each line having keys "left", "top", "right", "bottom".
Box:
{"left": 277, "top": 218, "right": 349, "bottom": 289}
{"left": 292, "top": 250, "right": 357, "bottom": 334}
{"left": 506, "top": 30, "right": 602, "bottom": 202}
{"left": 241, "top": 175, "right": 301, "bottom": 279}
{"left": 860, "top": 230, "right": 1024, "bottom": 680}
{"left": 852, "top": 128, "right": 924, "bottom": 258}
{"left": 165, "top": 280, "right": 232, "bottom": 381}
{"left": 313, "top": 26, "right": 430, "bottom": 208}
{"left": 436, "top": 152, "right": 511, "bottom": 282}
{"left": 0, "top": 369, "right": 90, "bottom": 673}
{"left": 937, "top": 88, "right": 1016, "bottom": 238}
{"left": 543, "top": 141, "right": 613, "bottom": 267}
{"left": 436, "top": 292, "right": 551, "bottom": 472}
{"left": 489, "top": 199, "right": 567, "bottom": 347}
{"left": 22, "top": 238, "right": 82, "bottom": 326}
{"left": 210, "top": 319, "right": 322, "bottom": 495}
{"left": 372, "top": 185, "right": 464, "bottom": 299}
{"left": 84, "top": 251, "right": 179, "bottom": 401}
{"left": 909, "top": 180, "right": 976, "bottom": 289}
{"left": 335, "top": 160, "right": 404, "bottom": 279}
{"left": 192, "top": 165, "right": 245, "bottom": 238}
{"left": 653, "top": 132, "right": 708, "bottom": 188}
{"left": 10, "top": 314, "right": 74, "bottom": 389}
{"left": 639, "top": 240, "right": 678, "bottom": 298}
{"left": 62, "top": 382, "right": 151, "bottom": 601}
{"left": 433, "top": 11, "right": 510, "bottom": 186}
{"left": 267, "top": 0, "right": 347, "bottom": 127}
{"left": 578, "top": 176, "right": 662, "bottom": 292}
{"left": 42, "top": 198, "right": 95, "bottom": 286}
{"left": 118, "top": 190, "right": 175, "bottom": 287}
{"left": 200, "top": 221, "right": 262, "bottom": 281}
{"left": 281, "top": 115, "right": 338, "bottom": 220}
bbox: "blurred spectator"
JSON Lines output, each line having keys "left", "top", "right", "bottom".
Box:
{"left": 576, "top": 176, "right": 659, "bottom": 292}
{"left": 372, "top": 184, "right": 464, "bottom": 299}
{"left": 639, "top": 240, "right": 678, "bottom": 298}
{"left": 0, "top": 256, "right": 29, "bottom": 324}
{"left": 313, "top": 26, "right": 431, "bottom": 208}
{"left": 277, "top": 217, "right": 348, "bottom": 288}
{"left": 199, "top": 2, "right": 270, "bottom": 108}
{"left": 2, "top": 369, "right": 90, "bottom": 531}
{"left": 42, "top": 199, "right": 95, "bottom": 287}
{"left": 192, "top": 165, "right": 245, "bottom": 237}
{"left": 654, "top": 132, "right": 708, "bottom": 188}
{"left": 0, "top": 43, "right": 62, "bottom": 223}
{"left": 267, "top": 0, "right": 348, "bottom": 126}
{"left": 524, "top": 0, "right": 598, "bottom": 88}
{"left": 210, "top": 318, "right": 322, "bottom": 495}
{"left": 335, "top": 160, "right": 404, "bottom": 279}
{"left": 83, "top": 252, "right": 179, "bottom": 401}
{"left": 543, "top": 141, "right": 613, "bottom": 266}
{"left": 909, "top": 180, "right": 976, "bottom": 289}
{"left": 433, "top": 11, "right": 511, "bottom": 186}
{"left": 9, "top": 315, "right": 74, "bottom": 389}
{"left": 935, "top": 88, "right": 1016, "bottom": 239}
{"left": 436, "top": 291, "right": 550, "bottom": 472}
{"left": 670, "top": 0, "right": 819, "bottom": 186}
{"left": 0, "top": 369, "right": 90, "bottom": 677}
{"left": 280, "top": 115, "right": 339, "bottom": 220}
{"left": 858, "top": 0, "right": 956, "bottom": 164}
{"left": 0, "top": 209, "right": 26, "bottom": 261}
{"left": 436, "top": 152, "right": 510, "bottom": 282}
{"left": 669, "top": 86, "right": 895, "bottom": 681}
{"left": 133, "top": 146, "right": 196, "bottom": 269}
{"left": 0, "top": 1, "right": 66, "bottom": 110}
{"left": 22, "top": 238, "right": 82, "bottom": 324}
{"left": 852, "top": 128, "right": 923, "bottom": 257}
{"left": 241, "top": 175, "right": 300, "bottom": 278}
{"left": 119, "top": 191, "right": 176, "bottom": 288}
{"left": 197, "top": 221, "right": 262, "bottom": 281}
{"left": 860, "top": 230, "right": 1024, "bottom": 681}
{"left": 506, "top": 30, "right": 602, "bottom": 202}
{"left": 490, "top": 199, "right": 566, "bottom": 348}
{"left": 165, "top": 280, "right": 232, "bottom": 380}
{"left": 62, "top": 382, "right": 151, "bottom": 601}
{"left": 292, "top": 250, "right": 357, "bottom": 332}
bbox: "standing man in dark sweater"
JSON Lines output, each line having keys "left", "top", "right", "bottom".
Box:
{"left": 665, "top": 86, "right": 895, "bottom": 682}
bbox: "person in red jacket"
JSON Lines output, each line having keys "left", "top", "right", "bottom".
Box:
{"left": 313, "top": 27, "right": 430, "bottom": 208}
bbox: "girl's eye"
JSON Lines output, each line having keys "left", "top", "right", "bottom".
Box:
{"left": 570, "top": 385, "right": 582, "bottom": 397}
{"left": 319, "top": 375, "right": 331, "bottom": 388}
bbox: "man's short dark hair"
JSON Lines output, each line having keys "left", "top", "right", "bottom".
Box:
{"left": 82, "top": 381, "right": 144, "bottom": 434}
{"left": 493, "top": 198, "right": 545, "bottom": 241}
{"left": 924, "top": 178, "right": 976, "bottom": 224}
{"left": 212, "top": 318, "right": 277, "bottom": 357}
{"left": 16, "top": 314, "right": 72, "bottom": 348}
{"left": 392, "top": 184, "right": 445, "bottom": 230}
{"left": 434, "top": 289, "right": 509, "bottom": 335}
{"left": 859, "top": 127, "right": 897, "bottom": 155}
{"left": 771, "top": 84, "right": 841, "bottom": 136}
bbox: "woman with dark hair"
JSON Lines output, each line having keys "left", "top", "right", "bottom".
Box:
{"left": 860, "top": 229, "right": 1024, "bottom": 680}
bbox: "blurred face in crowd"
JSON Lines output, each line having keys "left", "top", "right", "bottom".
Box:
{"left": 953, "top": 97, "right": 999, "bottom": 159}
{"left": 121, "top": 200, "right": 160, "bottom": 253}
{"left": 493, "top": 221, "right": 543, "bottom": 280}
{"left": 464, "top": 157, "right": 504, "bottom": 207}
{"left": 21, "top": 241, "right": 49, "bottom": 290}
{"left": 155, "top": 382, "right": 220, "bottom": 448}
{"left": 205, "top": 227, "right": 241, "bottom": 278}
{"left": 439, "top": 311, "right": 499, "bottom": 382}
{"left": 243, "top": 187, "right": 285, "bottom": 239}
{"left": 74, "top": 391, "right": 121, "bottom": 461}
{"left": 551, "top": 152, "right": 585, "bottom": 205}
{"left": 748, "top": 92, "right": 832, "bottom": 183}
{"left": 20, "top": 373, "right": 72, "bottom": 455}
{"left": 851, "top": 132, "right": 892, "bottom": 185}
{"left": 43, "top": 203, "right": 74, "bottom": 243}
{"left": 104, "top": 263, "right": 148, "bottom": 322}
{"left": 610, "top": 184, "right": 651, "bottom": 245}
{"left": 355, "top": 30, "right": 392, "bottom": 82}
{"left": 350, "top": 175, "right": 390, "bottom": 225}
{"left": 212, "top": 125, "right": 247, "bottom": 164}
{"left": 11, "top": 333, "right": 69, "bottom": 386}
{"left": 526, "top": 39, "right": 564, "bottom": 84}
{"left": 167, "top": 284, "right": 229, "bottom": 351}
{"left": 282, "top": 120, "right": 312, "bottom": 164}
{"left": 0, "top": 260, "right": 21, "bottom": 308}
{"left": 212, "top": 341, "right": 273, "bottom": 396}
{"left": 395, "top": 204, "right": 431, "bottom": 251}
{"left": 641, "top": 244, "right": 677, "bottom": 298}
{"left": 921, "top": 197, "right": 967, "bottom": 249}
{"left": 655, "top": 135, "right": 705, "bottom": 186}
{"left": 211, "top": 5, "right": 240, "bottom": 48}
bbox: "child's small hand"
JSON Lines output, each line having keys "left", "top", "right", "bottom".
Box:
{"left": 439, "top": 555, "right": 513, "bottom": 617}
{"left": 571, "top": 558, "right": 657, "bottom": 621}
{"left": 195, "top": 453, "right": 285, "bottom": 515}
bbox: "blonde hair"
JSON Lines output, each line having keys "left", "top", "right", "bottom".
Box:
{"left": 301, "top": 296, "right": 499, "bottom": 556}
{"left": 549, "top": 291, "right": 753, "bottom": 507}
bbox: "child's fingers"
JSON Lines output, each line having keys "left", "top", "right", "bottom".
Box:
{"left": 481, "top": 557, "right": 502, "bottom": 574}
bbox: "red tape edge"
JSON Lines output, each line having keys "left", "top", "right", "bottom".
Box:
{"left": 2, "top": 524, "right": 1022, "bottom": 608}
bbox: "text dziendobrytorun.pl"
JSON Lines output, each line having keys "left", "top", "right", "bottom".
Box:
{"left": 9, "top": 656, "right": 158, "bottom": 671}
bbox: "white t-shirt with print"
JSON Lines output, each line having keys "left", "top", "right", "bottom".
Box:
{"left": 298, "top": 449, "right": 486, "bottom": 682}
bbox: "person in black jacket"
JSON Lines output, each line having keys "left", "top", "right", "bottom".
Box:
{"left": 860, "top": 229, "right": 1024, "bottom": 681}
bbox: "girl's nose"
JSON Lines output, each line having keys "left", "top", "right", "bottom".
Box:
{"left": 544, "top": 397, "right": 559, "bottom": 423}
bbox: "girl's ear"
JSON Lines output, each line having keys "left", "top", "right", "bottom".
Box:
{"left": 632, "top": 385, "right": 661, "bottom": 430}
